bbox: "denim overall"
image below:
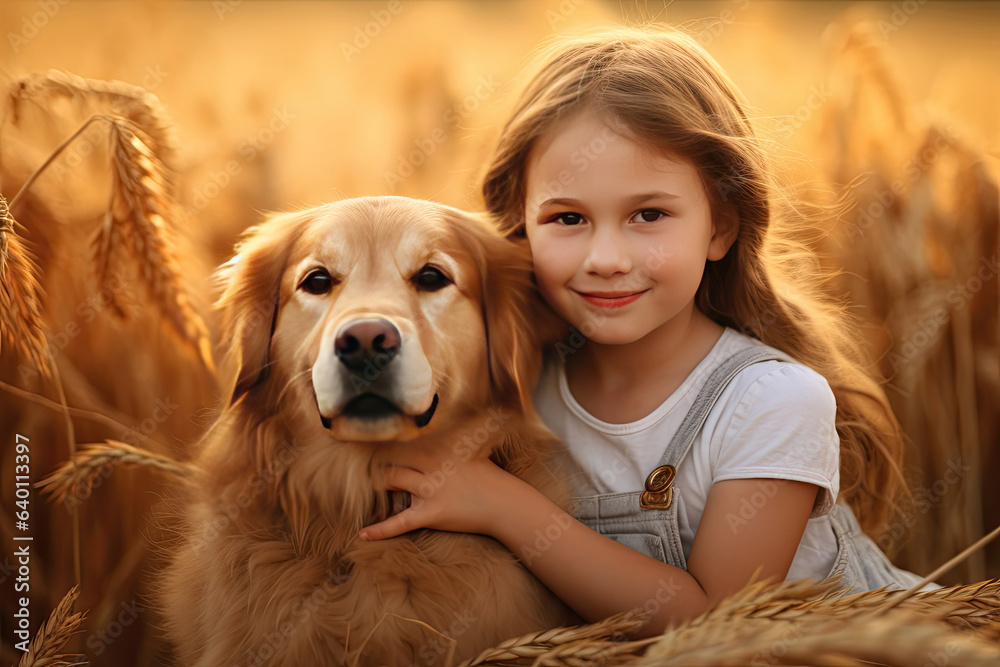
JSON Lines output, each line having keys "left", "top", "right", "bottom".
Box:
{"left": 570, "top": 346, "right": 936, "bottom": 592}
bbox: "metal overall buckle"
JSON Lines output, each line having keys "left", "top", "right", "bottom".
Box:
{"left": 639, "top": 464, "right": 675, "bottom": 510}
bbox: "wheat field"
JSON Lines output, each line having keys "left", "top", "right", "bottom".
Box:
{"left": 0, "top": 1, "right": 998, "bottom": 665}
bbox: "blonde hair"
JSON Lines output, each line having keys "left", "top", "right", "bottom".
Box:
{"left": 480, "top": 26, "right": 907, "bottom": 535}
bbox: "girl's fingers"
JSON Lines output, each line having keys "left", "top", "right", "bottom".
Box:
{"left": 358, "top": 507, "right": 423, "bottom": 541}
{"left": 376, "top": 444, "right": 436, "bottom": 470}
{"left": 363, "top": 465, "right": 429, "bottom": 539}
{"left": 372, "top": 464, "right": 424, "bottom": 493}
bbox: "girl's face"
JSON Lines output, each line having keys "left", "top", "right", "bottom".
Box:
{"left": 523, "top": 106, "right": 733, "bottom": 346}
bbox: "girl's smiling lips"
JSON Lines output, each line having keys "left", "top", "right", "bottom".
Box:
{"left": 575, "top": 289, "right": 649, "bottom": 308}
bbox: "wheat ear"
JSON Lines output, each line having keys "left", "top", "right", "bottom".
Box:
{"left": 16, "top": 586, "right": 87, "bottom": 667}
{"left": 674, "top": 573, "right": 1000, "bottom": 636}
{"left": 641, "top": 607, "right": 1000, "bottom": 666}
{"left": 102, "top": 118, "right": 214, "bottom": 370}
{"left": 36, "top": 439, "right": 195, "bottom": 505}
{"left": 0, "top": 194, "right": 49, "bottom": 375}
{"left": 4, "top": 110, "right": 214, "bottom": 371}
{"left": 11, "top": 69, "right": 177, "bottom": 162}
{"left": 457, "top": 608, "right": 655, "bottom": 666}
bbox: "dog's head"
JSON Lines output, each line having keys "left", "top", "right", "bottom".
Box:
{"left": 214, "top": 196, "right": 563, "bottom": 444}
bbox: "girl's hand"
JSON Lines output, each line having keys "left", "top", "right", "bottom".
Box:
{"left": 359, "top": 447, "right": 516, "bottom": 541}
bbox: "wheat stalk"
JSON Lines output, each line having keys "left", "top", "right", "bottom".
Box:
{"left": 16, "top": 585, "right": 87, "bottom": 667}
{"left": 457, "top": 608, "right": 655, "bottom": 667}
{"left": 36, "top": 439, "right": 195, "bottom": 505}
{"left": 0, "top": 378, "right": 177, "bottom": 454}
{"left": 0, "top": 193, "right": 49, "bottom": 375}
{"left": 875, "top": 524, "right": 1000, "bottom": 617}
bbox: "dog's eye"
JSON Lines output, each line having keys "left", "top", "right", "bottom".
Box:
{"left": 413, "top": 265, "right": 452, "bottom": 292}
{"left": 299, "top": 269, "right": 333, "bottom": 295}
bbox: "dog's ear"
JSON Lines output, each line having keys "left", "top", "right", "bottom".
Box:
{"left": 214, "top": 210, "right": 309, "bottom": 404}
{"left": 478, "top": 231, "right": 565, "bottom": 415}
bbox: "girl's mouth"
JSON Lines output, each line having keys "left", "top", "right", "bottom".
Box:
{"left": 576, "top": 290, "right": 648, "bottom": 309}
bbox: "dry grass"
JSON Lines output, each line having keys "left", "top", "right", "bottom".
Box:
{"left": 15, "top": 586, "right": 87, "bottom": 667}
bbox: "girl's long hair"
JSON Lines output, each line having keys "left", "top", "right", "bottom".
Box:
{"left": 480, "top": 26, "right": 907, "bottom": 535}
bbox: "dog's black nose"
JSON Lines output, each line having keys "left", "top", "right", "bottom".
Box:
{"left": 334, "top": 318, "right": 401, "bottom": 372}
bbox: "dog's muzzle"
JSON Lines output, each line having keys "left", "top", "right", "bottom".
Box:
{"left": 320, "top": 393, "right": 438, "bottom": 429}
{"left": 318, "top": 317, "right": 439, "bottom": 430}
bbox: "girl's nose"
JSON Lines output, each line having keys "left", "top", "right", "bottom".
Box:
{"left": 581, "top": 222, "right": 632, "bottom": 277}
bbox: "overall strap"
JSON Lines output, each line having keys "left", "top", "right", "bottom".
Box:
{"left": 656, "top": 345, "right": 795, "bottom": 470}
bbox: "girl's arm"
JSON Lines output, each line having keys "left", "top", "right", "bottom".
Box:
{"left": 489, "top": 472, "right": 818, "bottom": 636}
{"left": 359, "top": 453, "right": 819, "bottom": 637}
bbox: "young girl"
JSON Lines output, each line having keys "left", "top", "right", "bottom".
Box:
{"left": 358, "top": 26, "right": 936, "bottom": 636}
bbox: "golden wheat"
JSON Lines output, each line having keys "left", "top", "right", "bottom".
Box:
{"left": 0, "top": 193, "right": 49, "bottom": 375}
{"left": 10, "top": 69, "right": 177, "bottom": 165}
{"left": 813, "top": 20, "right": 999, "bottom": 583}
{"left": 6, "top": 70, "right": 215, "bottom": 373}
{"left": 457, "top": 609, "right": 656, "bottom": 666}
{"left": 641, "top": 609, "right": 1000, "bottom": 666}
{"left": 36, "top": 439, "right": 194, "bottom": 506}
{"left": 16, "top": 585, "right": 86, "bottom": 667}
{"left": 635, "top": 574, "right": 1000, "bottom": 665}
{"left": 457, "top": 575, "right": 1000, "bottom": 666}
{"left": 104, "top": 117, "right": 215, "bottom": 371}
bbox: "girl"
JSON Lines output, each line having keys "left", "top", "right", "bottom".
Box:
{"left": 359, "top": 26, "right": 935, "bottom": 637}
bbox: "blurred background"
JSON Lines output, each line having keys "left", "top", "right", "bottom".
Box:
{"left": 0, "top": 1, "right": 997, "bottom": 664}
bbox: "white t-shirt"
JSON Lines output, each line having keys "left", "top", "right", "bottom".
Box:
{"left": 532, "top": 327, "right": 841, "bottom": 581}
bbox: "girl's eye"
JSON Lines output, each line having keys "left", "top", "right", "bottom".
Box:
{"left": 299, "top": 268, "right": 335, "bottom": 295}
{"left": 632, "top": 209, "right": 666, "bottom": 223}
{"left": 553, "top": 212, "right": 584, "bottom": 226}
{"left": 413, "top": 265, "right": 452, "bottom": 292}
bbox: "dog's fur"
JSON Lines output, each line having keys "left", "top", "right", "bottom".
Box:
{"left": 160, "top": 197, "right": 579, "bottom": 666}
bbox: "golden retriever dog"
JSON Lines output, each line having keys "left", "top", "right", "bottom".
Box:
{"left": 159, "top": 196, "right": 579, "bottom": 666}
